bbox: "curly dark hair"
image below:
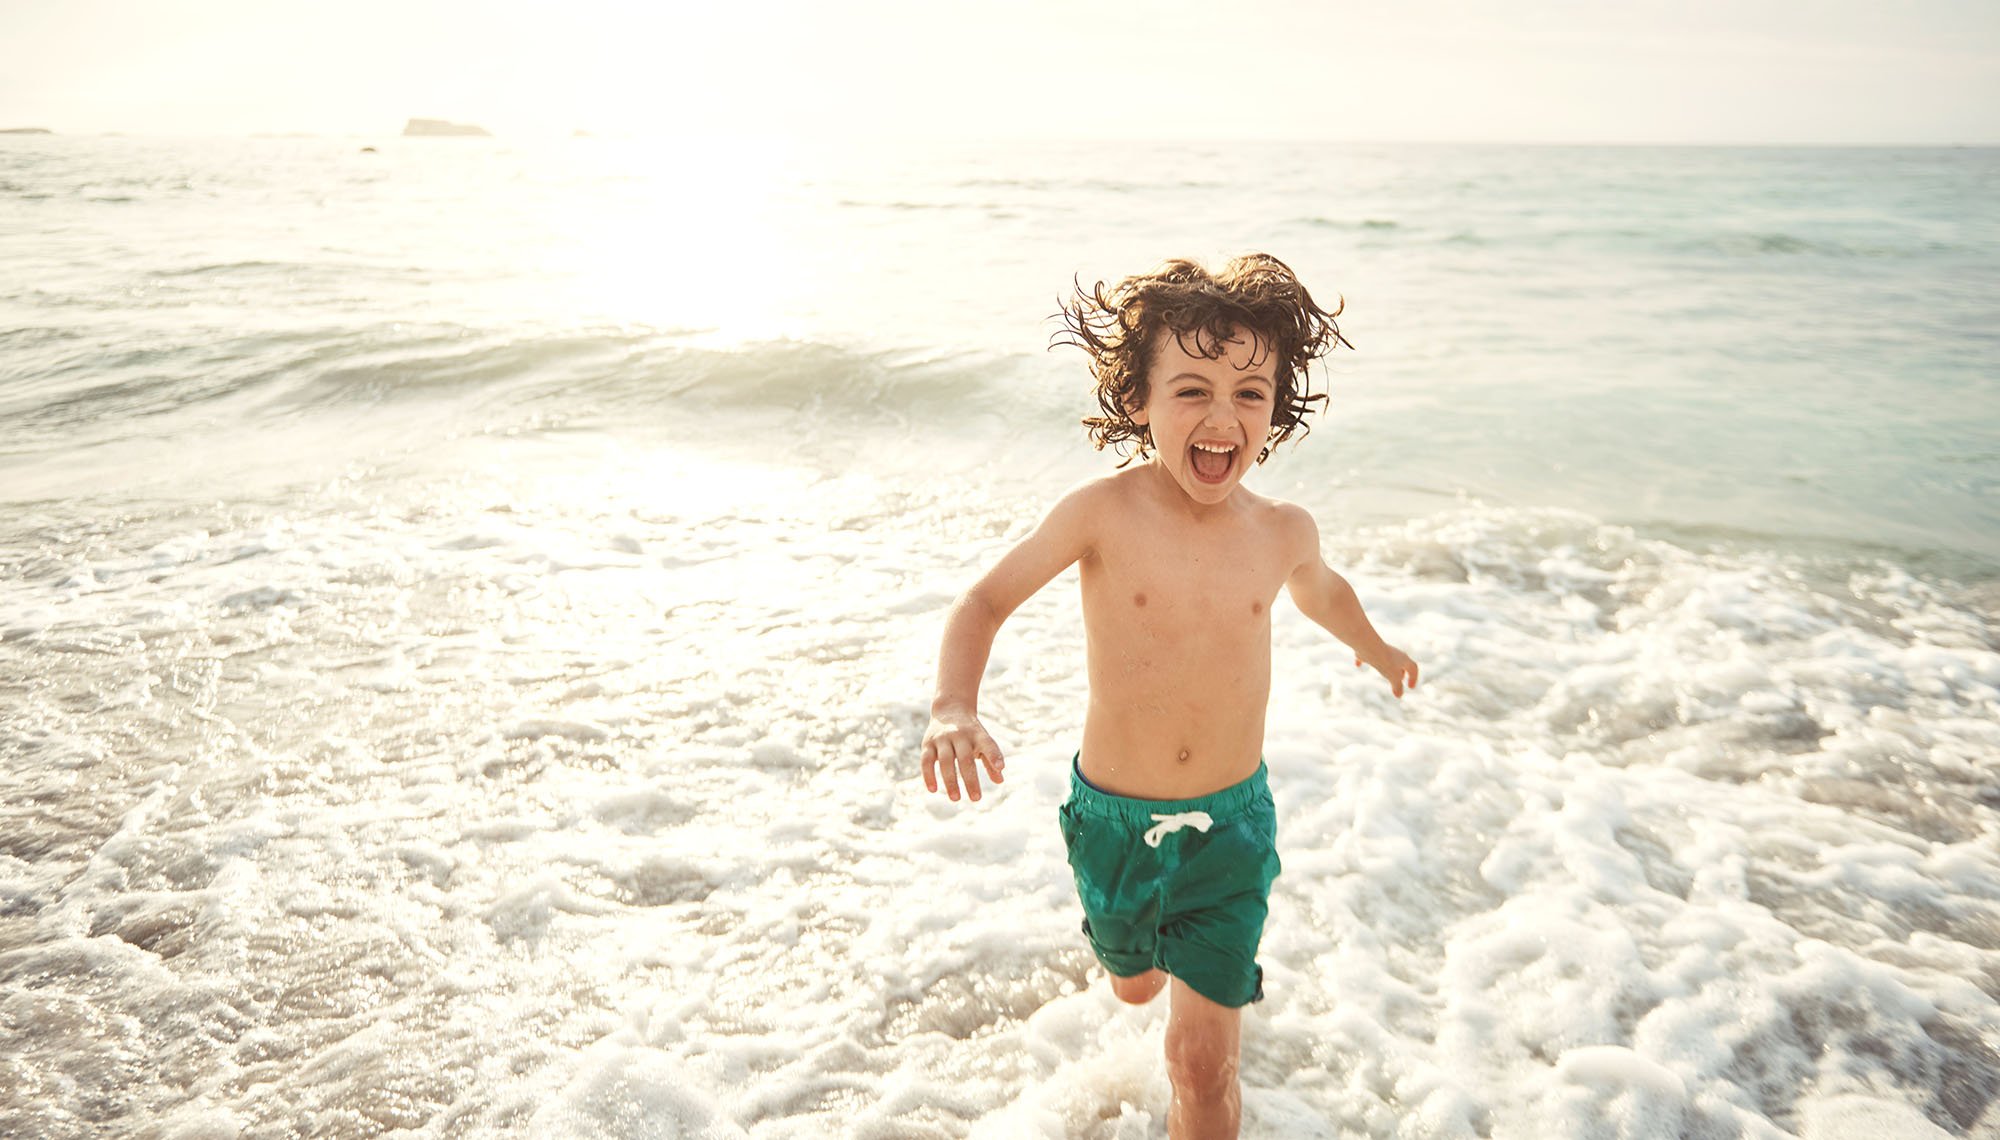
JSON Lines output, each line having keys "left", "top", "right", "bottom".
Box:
{"left": 1052, "top": 253, "right": 1350, "bottom": 464}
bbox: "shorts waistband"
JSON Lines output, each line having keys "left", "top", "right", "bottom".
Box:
{"left": 1067, "top": 756, "right": 1269, "bottom": 825}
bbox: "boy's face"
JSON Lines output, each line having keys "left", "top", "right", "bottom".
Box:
{"left": 1131, "top": 326, "right": 1279, "bottom": 507}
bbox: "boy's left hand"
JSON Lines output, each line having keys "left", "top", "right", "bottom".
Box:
{"left": 1356, "top": 644, "right": 1420, "bottom": 698}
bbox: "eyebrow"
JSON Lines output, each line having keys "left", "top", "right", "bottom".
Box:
{"left": 1165, "top": 372, "right": 1274, "bottom": 387}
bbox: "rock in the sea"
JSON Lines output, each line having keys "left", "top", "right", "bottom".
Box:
{"left": 0, "top": 127, "right": 55, "bottom": 135}
{"left": 403, "top": 118, "right": 491, "bottom": 138}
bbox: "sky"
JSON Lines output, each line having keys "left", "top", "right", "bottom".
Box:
{"left": 3, "top": 0, "right": 1998, "bottom": 144}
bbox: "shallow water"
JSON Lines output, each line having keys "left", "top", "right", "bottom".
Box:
{"left": 2, "top": 136, "right": 1998, "bottom": 1138}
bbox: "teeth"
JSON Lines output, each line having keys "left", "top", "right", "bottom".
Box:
{"left": 1192, "top": 443, "right": 1235, "bottom": 453}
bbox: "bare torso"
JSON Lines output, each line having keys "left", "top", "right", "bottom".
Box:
{"left": 1076, "top": 465, "right": 1305, "bottom": 799}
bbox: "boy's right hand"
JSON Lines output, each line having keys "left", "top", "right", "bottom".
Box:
{"left": 921, "top": 710, "right": 1006, "bottom": 803}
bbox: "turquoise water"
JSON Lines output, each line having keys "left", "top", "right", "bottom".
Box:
{"left": 4, "top": 138, "right": 1996, "bottom": 580}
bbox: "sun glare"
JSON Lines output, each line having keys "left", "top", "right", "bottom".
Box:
{"left": 528, "top": 135, "right": 822, "bottom": 338}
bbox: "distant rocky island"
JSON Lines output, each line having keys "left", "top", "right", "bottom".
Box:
{"left": 403, "top": 118, "right": 490, "bottom": 138}
{"left": 1, "top": 127, "right": 54, "bottom": 135}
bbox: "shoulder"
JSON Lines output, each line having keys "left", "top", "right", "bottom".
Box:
{"left": 1030, "top": 469, "right": 1162, "bottom": 566}
{"left": 1023, "top": 472, "right": 1126, "bottom": 556}
{"left": 1241, "top": 492, "right": 1323, "bottom": 569}
{"left": 1044, "top": 471, "right": 1128, "bottom": 520}
{"left": 1237, "top": 489, "right": 1319, "bottom": 541}
{"left": 1046, "top": 468, "right": 1157, "bottom": 524}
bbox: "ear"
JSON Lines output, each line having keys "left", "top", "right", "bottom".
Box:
{"left": 1130, "top": 405, "right": 1149, "bottom": 427}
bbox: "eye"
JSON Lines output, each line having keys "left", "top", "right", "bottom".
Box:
{"left": 1177, "top": 388, "right": 1206, "bottom": 399}
{"left": 1238, "top": 389, "right": 1267, "bottom": 402}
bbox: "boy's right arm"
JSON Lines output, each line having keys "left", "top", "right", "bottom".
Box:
{"left": 922, "top": 484, "right": 1098, "bottom": 803}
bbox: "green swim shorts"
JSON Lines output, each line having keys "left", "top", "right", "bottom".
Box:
{"left": 1059, "top": 757, "right": 1281, "bottom": 1008}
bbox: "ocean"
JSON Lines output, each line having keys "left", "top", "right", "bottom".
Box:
{"left": 1, "top": 135, "right": 1996, "bottom": 1139}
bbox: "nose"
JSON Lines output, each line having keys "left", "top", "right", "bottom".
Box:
{"left": 1203, "top": 399, "right": 1233, "bottom": 428}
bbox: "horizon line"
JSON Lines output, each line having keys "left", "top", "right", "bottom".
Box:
{"left": 6, "top": 128, "right": 1999, "bottom": 149}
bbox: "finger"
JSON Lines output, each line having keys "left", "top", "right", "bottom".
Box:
{"left": 1408, "top": 660, "right": 1420, "bottom": 689}
{"left": 921, "top": 740, "right": 939, "bottom": 793}
{"left": 939, "top": 739, "right": 965, "bottom": 801}
{"left": 956, "top": 750, "right": 984, "bottom": 802}
{"left": 976, "top": 732, "right": 1006, "bottom": 782}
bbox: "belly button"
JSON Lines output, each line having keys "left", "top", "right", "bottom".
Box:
{"left": 1177, "top": 749, "right": 1190, "bottom": 763}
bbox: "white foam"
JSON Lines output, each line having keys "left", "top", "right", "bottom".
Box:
{"left": 529, "top": 1045, "right": 748, "bottom": 1139}
{"left": 1800, "top": 1093, "right": 1959, "bottom": 1140}
{"left": 2, "top": 443, "right": 1995, "bottom": 1138}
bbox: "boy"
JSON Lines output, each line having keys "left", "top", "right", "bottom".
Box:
{"left": 919, "top": 254, "right": 1418, "bottom": 1139}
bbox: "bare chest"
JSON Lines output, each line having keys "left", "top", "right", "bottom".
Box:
{"left": 1078, "top": 515, "right": 1290, "bottom": 643}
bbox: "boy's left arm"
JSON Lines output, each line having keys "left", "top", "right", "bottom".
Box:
{"left": 1281, "top": 506, "right": 1419, "bottom": 698}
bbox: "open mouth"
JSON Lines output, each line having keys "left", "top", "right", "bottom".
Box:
{"left": 1189, "top": 441, "right": 1237, "bottom": 484}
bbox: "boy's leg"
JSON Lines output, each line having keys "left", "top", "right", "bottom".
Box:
{"left": 1163, "top": 977, "right": 1243, "bottom": 1139}
{"left": 1108, "top": 967, "right": 1166, "bottom": 1005}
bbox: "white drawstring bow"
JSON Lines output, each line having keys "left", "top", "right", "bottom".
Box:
{"left": 1142, "top": 810, "right": 1214, "bottom": 848}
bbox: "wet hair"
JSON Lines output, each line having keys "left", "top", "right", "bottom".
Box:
{"left": 1052, "top": 253, "right": 1350, "bottom": 464}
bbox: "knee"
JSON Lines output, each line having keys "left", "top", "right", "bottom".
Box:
{"left": 1109, "top": 969, "right": 1166, "bottom": 1005}
{"left": 1165, "top": 1031, "right": 1240, "bottom": 1100}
